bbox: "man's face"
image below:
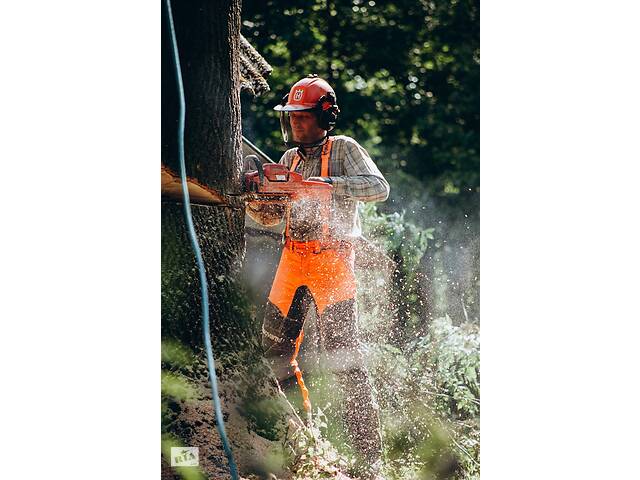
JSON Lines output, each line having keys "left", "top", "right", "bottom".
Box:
{"left": 289, "top": 111, "right": 326, "bottom": 144}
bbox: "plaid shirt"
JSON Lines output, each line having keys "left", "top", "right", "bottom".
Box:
{"left": 280, "top": 135, "right": 389, "bottom": 240}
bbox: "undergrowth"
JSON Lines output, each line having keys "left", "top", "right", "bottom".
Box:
{"left": 276, "top": 315, "right": 480, "bottom": 479}
{"left": 371, "top": 316, "right": 480, "bottom": 479}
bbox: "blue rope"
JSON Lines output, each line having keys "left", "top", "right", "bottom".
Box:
{"left": 164, "top": 1, "right": 239, "bottom": 478}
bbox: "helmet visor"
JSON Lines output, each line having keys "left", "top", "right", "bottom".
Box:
{"left": 279, "top": 111, "right": 294, "bottom": 146}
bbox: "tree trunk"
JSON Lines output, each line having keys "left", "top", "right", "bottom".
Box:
{"left": 161, "top": 0, "right": 243, "bottom": 193}
{"left": 161, "top": 2, "right": 292, "bottom": 478}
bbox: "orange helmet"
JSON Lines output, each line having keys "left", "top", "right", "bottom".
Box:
{"left": 274, "top": 74, "right": 340, "bottom": 146}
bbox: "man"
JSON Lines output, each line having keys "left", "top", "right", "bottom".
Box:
{"left": 247, "top": 74, "right": 389, "bottom": 478}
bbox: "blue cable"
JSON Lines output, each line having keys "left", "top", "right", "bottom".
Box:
{"left": 164, "top": 1, "right": 239, "bottom": 478}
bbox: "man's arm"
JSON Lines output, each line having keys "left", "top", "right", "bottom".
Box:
{"left": 311, "top": 137, "right": 390, "bottom": 202}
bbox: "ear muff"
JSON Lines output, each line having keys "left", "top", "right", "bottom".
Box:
{"left": 315, "top": 92, "right": 340, "bottom": 131}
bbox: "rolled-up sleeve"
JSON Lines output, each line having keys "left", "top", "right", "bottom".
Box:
{"left": 329, "top": 138, "right": 390, "bottom": 202}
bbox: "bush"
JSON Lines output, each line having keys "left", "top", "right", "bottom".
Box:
{"left": 368, "top": 316, "right": 480, "bottom": 479}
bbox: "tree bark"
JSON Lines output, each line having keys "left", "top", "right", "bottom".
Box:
{"left": 162, "top": 0, "right": 243, "bottom": 193}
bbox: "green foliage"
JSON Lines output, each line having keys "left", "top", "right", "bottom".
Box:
{"left": 161, "top": 339, "right": 199, "bottom": 432}
{"left": 274, "top": 316, "right": 480, "bottom": 478}
{"left": 161, "top": 371, "right": 198, "bottom": 403}
{"left": 361, "top": 202, "right": 434, "bottom": 272}
{"left": 286, "top": 410, "right": 352, "bottom": 479}
{"left": 413, "top": 317, "right": 480, "bottom": 419}
{"left": 359, "top": 201, "right": 435, "bottom": 339}
{"left": 368, "top": 316, "right": 480, "bottom": 478}
{"left": 161, "top": 340, "right": 201, "bottom": 437}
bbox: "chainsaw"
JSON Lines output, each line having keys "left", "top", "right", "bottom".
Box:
{"left": 244, "top": 155, "right": 333, "bottom": 240}
{"left": 244, "top": 154, "right": 331, "bottom": 199}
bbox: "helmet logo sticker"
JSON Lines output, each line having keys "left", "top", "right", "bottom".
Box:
{"left": 293, "top": 89, "right": 304, "bottom": 101}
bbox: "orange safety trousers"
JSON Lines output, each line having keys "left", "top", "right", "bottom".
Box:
{"left": 268, "top": 241, "right": 356, "bottom": 318}
{"left": 265, "top": 241, "right": 356, "bottom": 414}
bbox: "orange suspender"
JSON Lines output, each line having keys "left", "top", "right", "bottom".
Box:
{"left": 320, "top": 137, "right": 332, "bottom": 176}
{"left": 290, "top": 154, "right": 301, "bottom": 173}
{"left": 289, "top": 137, "right": 333, "bottom": 175}
{"left": 319, "top": 138, "right": 333, "bottom": 238}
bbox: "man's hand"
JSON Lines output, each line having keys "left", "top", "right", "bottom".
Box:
{"left": 307, "top": 176, "right": 333, "bottom": 184}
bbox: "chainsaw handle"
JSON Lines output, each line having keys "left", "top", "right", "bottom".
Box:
{"left": 244, "top": 154, "right": 264, "bottom": 186}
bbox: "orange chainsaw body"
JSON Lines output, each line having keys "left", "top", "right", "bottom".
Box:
{"left": 244, "top": 163, "right": 332, "bottom": 202}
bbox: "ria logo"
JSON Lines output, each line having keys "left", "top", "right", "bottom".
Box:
{"left": 293, "top": 89, "right": 304, "bottom": 101}
{"left": 170, "top": 447, "right": 199, "bottom": 467}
